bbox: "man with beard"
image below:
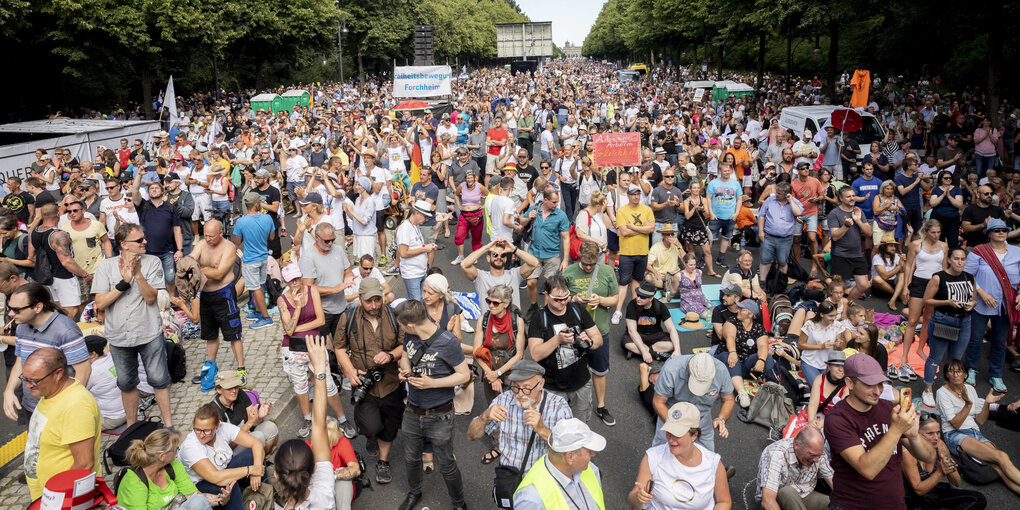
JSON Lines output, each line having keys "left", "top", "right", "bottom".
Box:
{"left": 163, "top": 174, "right": 196, "bottom": 255}
{"left": 130, "top": 169, "right": 183, "bottom": 296}
{"left": 961, "top": 185, "right": 1005, "bottom": 247}
{"left": 252, "top": 168, "right": 283, "bottom": 259}
{"left": 461, "top": 237, "right": 538, "bottom": 310}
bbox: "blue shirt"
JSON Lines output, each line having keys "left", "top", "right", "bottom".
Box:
{"left": 851, "top": 176, "right": 883, "bottom": 219}
{"left": 652, "top": 353, "right": 733, "bottom": 446}
{"left": 965, "top": 245, "right": 1020, "bottom": 316}
{"left": 758, "top": 196, "right": 804, "bottom": 237}
{"left": 527, "top": 205, "right": 569, "bottom": 259}
{"left": 931, "top": 186, "right": 962, "bottom": 218}
{"left": 136, "top": 199, "right": 180, "bottom": 254}
{"left": 15, "top": 312, "right": 87, "bottom": 412}
{"left": 821, "top": 137, "right": 842, "bottom": 165}
{"left": 232, "top": 213, "right": 274, "bottom": 263}
{"left": 895, "top": 173, "right": 923, "bottom": 211}
{"left": 706, "top": 177, "right": 742, "bottom": 220}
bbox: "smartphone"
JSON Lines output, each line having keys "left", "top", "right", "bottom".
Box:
{"left": 900, "top": 388, "right": 913, "bottom": 410}
{"left": 646, "top": 480, "right": 654, "bottom": 494}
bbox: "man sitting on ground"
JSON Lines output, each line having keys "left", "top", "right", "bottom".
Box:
{"left": 757, "top": 426, "right": 833, "bottom": 510}
{"left": 645, "top": 224, "right": 684, "bottom": 301}
{"left": 622, "top": 282, "right": 681, "bottom": 362}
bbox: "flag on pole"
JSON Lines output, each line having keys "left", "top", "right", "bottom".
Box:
{"left": 409, "top": 127, "right": 422, "bottom": 185}
{"left": 164, "top": 75, "right": 178, "bottom": 125}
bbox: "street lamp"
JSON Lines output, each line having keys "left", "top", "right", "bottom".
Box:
{"left": 337, "top": 20, "right": 348, "bottom": 83}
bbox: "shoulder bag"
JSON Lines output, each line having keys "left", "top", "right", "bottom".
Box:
{"left": 492, "top": 391, "right": 548, "bottom": 509}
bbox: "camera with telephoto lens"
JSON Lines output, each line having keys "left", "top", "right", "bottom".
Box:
{"left": 351, "top": 367, "right": 385, "bottom": 405}
{"left": 568, "top": 325, "right": 589, "bottom": 351}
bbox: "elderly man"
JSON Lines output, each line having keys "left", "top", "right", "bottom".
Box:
{"left": 188, "top": 220, "right": 243, "bottom": 387}
{"left": 793, "top": 130, "right": 819, "bottom": 168}
{"left": 757, "top": 182, "right": 803, "bottom": 278}
{"left": 467, "top": 360, "right": 572, "bottom": 481}
{"left": 298, "top": 222, "right": 354, "bottom": 342}
{"left": 513, "top": 418, "right": 606, "bottom": 510}
{"left": 652, "top": 352, "right": 734, "bottom": 450}
{"left": 396, "top": 200, "right": 438, "bottom": 301}
{"left": 645, "top": 224, "right": 684, "bottom": 301}
{"left": 21, "top": 348, "right": 101, "bottom": 500}
{"left": 758, "top": 426, "right": 833, "bottom": 510}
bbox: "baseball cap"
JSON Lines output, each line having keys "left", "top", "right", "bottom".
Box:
{"left": 281, "top": 264, "right": 303, "bottom": 282}
{"left": 298, "top": 192, "right": 323, "bottom": 205}
{"left": 79, "top": 179, "right": 98, "bottom": 189}
{"left": 736, "top": 299, "right": 760, "bottom": 316}
{"left": 627, "top": 184, "right": 641, "bottom": 194}
{"left": 844, "top": 353, "right": 889, "bottom": 385}
{"left": 507, "top": 359, "right": 545, "bottom": 382}
{"left": 214, "top": 371, "right": 244, "bottom": 389}
{"left": 659, "top": 402, "right": 701, "bottom": 437}
{"left": 359, "top": 278, "right": 383, "bottom": 299}
{"left": 254, "top": 168, "right": 271, "bottom": 179}
{"left": 984, "top": 218, "right": 1008, "bottom": 233}
{"left": 720, "top": 285, "right": 744, "bottom": 297}
{"left": 687, "top": 353, "right": 717, "bottom": 396}
{"left": 548, "top": 418, "right": 606, "bottom": 453}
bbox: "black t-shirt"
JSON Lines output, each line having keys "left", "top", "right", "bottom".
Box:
{"left": 710, "top": 304, "right": 738, "bottom": 346}
{"left": 256, "top": 185, "right": 282, "bottom": 228}
{"left": 526, "top": 303, "right": 597, "bottom": 392}
{"left": 33, "top": 190, "right": 57, "bottom": 209}
{"left": 625, "top": 299, "right": 672, "bottom": 336}
{"left": 515, "top": 164, "right": 539, "bottom": 190}
{"left": 961, "top": 204, "right": 1003, "bottom": 247}
{"left": 211, "top": 392, "right": 253, "bottom": 427}
{"left": 2, "top": 191, "right": 35, "bottom": 223}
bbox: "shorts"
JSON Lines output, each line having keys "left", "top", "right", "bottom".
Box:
{"left": 47, "top": 276, "right": 82, "bottom": 307}
{"left": 156, "top": 252, "right": 176, "bottom": 286}
{"left": 78, "top": 276, "right": 93, "bottom": 305}
{"left": 708, "top": 218, "right": 735, "bottom": 240}
{"left": 607, "top": 231, "right": 620, "bottom": 252}
{"left": 800, "top": 214, "right": 818, "bottom": 234}
{"left": 375, "top": 210, "right": 386, "bottom": 231}
{"left": 587, "top": 340, "right": 610, "bottom": 376}
{"left": 108, "top": 334, "right": 171, "bottom": 391}
{"left": 908, "top": 277, "right": 930, "bottom": 299}
{"left": 352, "top": 235, "right": 376, "bottom": 259}
{"left": 761, "top": 234, "right": 794, "bottom": 266}
{"left": 528, "top": 256, "right": 562, "bottom": 280}
{"left": 281, "top": 346, "right": 339, "bottom": 396}
{"left": 192, "top": 194, "right": 212, "bottom": 221}
{"left": 546, "top": 379, "right": 593, "bottom": 423}
{"left": 618, "top": 255, "right": 648, "bottom": 285}
{"left": 200, "top": 284, "right": 243, "bottom": 342}
{"left": 419, "top": 225, "right": 436, "bottom": 244}
{"left": 830, "top": 255, "right": 870, "bottom": 280}
{"left": 242, "top": 260, "right": 268, "bottom": 291}
{"left": 943, "top": 427, "right": 990, "bottom": 456}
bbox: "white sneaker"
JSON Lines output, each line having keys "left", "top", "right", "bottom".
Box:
{"left": 611, "top": 310, "right": 623, "bottom": 325}
{"left": 738, "top": 391, "right": 751, "bottom": 408}
{"left": 450, "top": 255, "right": 465, "bottom": 265}
{"left": 461, "top": 318, "right": 475, "bottom": 333}
{"left": 921, "top": 390, "right": 936, "bottom": 408}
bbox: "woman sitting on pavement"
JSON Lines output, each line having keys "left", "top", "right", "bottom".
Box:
{"left": 870, "top": 233, "right": 905, "bottom": 311}
{"left": 936, "top": 359, "right": 1020, "bottom": 494}
{"left": 178, "top": 403, "right": 266, "bottom": 510}
{"left": 628, "top": 402, "right": 732, "bottom": 510}
{"left": 676, "top": 252, "right": 712, "bottom": 318}
{"left": 902, "top": 415, "right": 987, "bottom": 510}
{"left": 118, "top": 428, "right": 229, "bottom": 510}
{"left": 210, "top": 371, "right": 279, "bottom": 454}
{"left": 716, "top": 299, "right": 777, "bottom": 408}
{"left": 317, "top": 417, "right": 361, "bottom": 510}
{"left": 797, "top": 300, "right": 853, "bottom": 387}
{"left": 473, "top": 284, "right": 526, "bottom": 464}
{"left": 805, "top": 352, "right": 849, "bottom": 428}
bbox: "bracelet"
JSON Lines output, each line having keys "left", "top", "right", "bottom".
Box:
{"left": 246, "top": 466, "right": 250, "bottom": 476}
{"left": 115, "top": 280, "right": 131, "bottom": 292}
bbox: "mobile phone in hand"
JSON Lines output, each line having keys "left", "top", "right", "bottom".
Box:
{"left": 900, "top": 388, "right": 912, "bottom": 410}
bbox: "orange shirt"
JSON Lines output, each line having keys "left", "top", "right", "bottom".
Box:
{"left": 725, "top": 147, "right": 752, "bottom": 178}
{"left": 735, "top": 204, "right": 756, "bottom": 229}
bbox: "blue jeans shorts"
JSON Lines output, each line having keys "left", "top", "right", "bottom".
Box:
{"left": 708, "top": 218, "right": 735, "bottom": 240}
{"left": 156, "top": 252, "right": 176, "bottom": 286}
{"left": 587, "top": 338, "right": 610, "bottom": 376}
{"left": 761, "top": 234, "right": 794, "bottom": 266}
{"left": 109, "top": 334, "right": 172, "bottom": 391}
{"left": 943, "top": 427, "right": 990, "bottom": 456}
{"left": 800, "top": 214, "right": 818, "bottom": 234}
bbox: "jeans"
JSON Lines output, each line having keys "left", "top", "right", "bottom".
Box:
{"left": 179, "top": 494, "right": 214, "bottom": 510}
{"left": 652, "top": 222, "right": 678, "bottom": 246}
{"left": 560, "top": 182, "right": 578, "bottom": 221}
{"left": 925, "top": 310, "right": 972, "bottom": 385}
{"left": 109, "top": 334, "right": 171, "bottom": 390}
{"left": 403, "top": 275, "right": 425, "bottom": 302}
{"left": 401, "top": 408, "right": 465, "bottom": 506}
{"left": 967, "top": 312, "right": 1008, "bottom": 379}
{"left": 155, "top": 251, "right": 177, "bottom": 285}
{"left": 540, "top": 150, "right": 551, "bottom": 162}
{"left": 714, "top": 351, "right": 778, "bottom": 380}
{"left": 761, "top": 233, "right": 794, "bottom": 266}
{"left": 802, "top": 363, "right": 826, "bottom": 387}
{"left": 975, "top": 154, "right": 996, "bottom": 178}
{"left": 195, "top": 448, "right": 261, "bottom": 510}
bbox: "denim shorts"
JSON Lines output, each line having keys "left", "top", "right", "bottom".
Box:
{"left": 241, "top": 260, "right": 268, "bottom": 291}
{"left": 618, "top": 255, "right": 647, "bottom": 285}
{"left": 761, "top": 233, "right": 794, "bottom": 266}
{"left": 943, "top": 427, "right": 990, "bottom": 455}
{"left": 109, "top": 334, "right": 171, "bottom": 390}
{"left": 708, "top": 218, "right": 735, "bottom": 240}
{"left": 801, "top": 214, "right": 818, "bottom": 233}
{"left": 156, "top": 252, "right": 176, "bottom": 286}
{"left": 587, "top": 340, "right": 610, "bottom": 376}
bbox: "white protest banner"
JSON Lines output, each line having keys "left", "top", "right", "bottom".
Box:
{"left": 393, "top": 66, "right": 452, "bottom": 98}
{"left": 693, "top": 88, "right": 705, "bottom": 101}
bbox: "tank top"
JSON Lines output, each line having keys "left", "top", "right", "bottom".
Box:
{"left": 209, "top": 175, "right": 229, "bottom": 202}
{"left": 282, "top": 287, "right": 316, "bottom": 350}
{"left": 459, "top": 182, "right": 482, "bottom": 207}
{"left": 914, "top": 240, "right": 944, "bottom": 279}
{"left": 933, "top": 270, "right": 975, "bottom": 317}
{"left": 31, "top": 228, "right": 73, "bottom": 280}
{"left": 817, "top": 379, "right": 848, "bottom": 415}
{"left": 646, "top": 442, "right": 720, "bottom": 510}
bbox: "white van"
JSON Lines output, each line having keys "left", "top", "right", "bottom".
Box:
{"left": 778, "top": 106, "right": 885, "bottom": 162}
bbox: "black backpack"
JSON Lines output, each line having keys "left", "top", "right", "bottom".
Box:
{"left": 111, "top": 463, "right": 175, "bottom": 494}
{"left": 165, "top": 339, "right": 187, "bottom": 383}
{"left": 266, "top": 277, "right": 284, "bottom": 306}
{"left": 102, "top": 418, "right": 164, "bottom": 473}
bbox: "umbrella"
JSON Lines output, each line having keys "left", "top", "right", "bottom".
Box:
{"left": 392, "top": 100, "right": 431, "bottom": 111}
{"left": 829, "top": 108, "right": 863, "bottom": 132}
{"left": 491, "top": 97, "right": 511, "bottom": 111}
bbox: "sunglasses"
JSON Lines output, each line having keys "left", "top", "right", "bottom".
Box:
{"left": 989, "top": 229, "right": 1008, "bottom": 234}
{"left": 7, "top": 303, "right": 33, "bottom": 314}
{"left": 485, "top": 298, "right": 505, "bottom": 306}
{"left": 547, "top": 293, "right": 571, "bottom": 302}
{"left": 123, "top": 237, "right": 146, "bottom": 243}
{"left": 319, "top": 237, "right": 336, "bottom": 244}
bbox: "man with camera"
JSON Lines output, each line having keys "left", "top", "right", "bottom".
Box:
{"left": 332, "top": 278, "right": 404, "bottom": 485}
{"left": 527, "top": 275, "right": 604, "bottom": 423}
{"left": 394, "top": 299, "right": 472, "bottom": 510}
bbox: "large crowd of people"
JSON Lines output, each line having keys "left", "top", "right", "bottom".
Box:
{"left": 2, "top": 60, "right": 1020, "bottom": 510}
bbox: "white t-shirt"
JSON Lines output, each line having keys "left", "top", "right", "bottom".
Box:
{"left": 936, "top": 385, "right": 982, "bottom": 434}
{"left": 560, "top": 124, "right": 578, "bottom": 146}
{"left": 575, "top": 208, "right": 608, "bottom": 247}
{"left": 366, "top": 166, "right": 389, "bottom": 211}
{"left": 274, "top": 462, "right": 336, "bottom": 510}
{"left": 187, "top": 166, "right": 209, "bottom": 197}
{"left": 286, "top": 155, "right": 309, "bottom": 182}
{"left": 344, "top": 267, "right": 385, "bottom": 305}
{"left": 85, "top": 355, "right": 125, "bottom": 421}
{"left": 488, "top": 195, "right": 516, "bottom": 241}
{"left": 99, "top": 196, "right": 139, "bottom": 234}
{"left": 179, "top": 421, "right": 241, "bottom": 484}
{"left": 800, "top": 320, "right": 850, "bottom": 370}
{"left": 540, "top": 130, "right": 555, "bottom": 153}
{"left": 919, "top": 163, "right": 939, "bottom": 176}
{"left": 871, "top": 253, "right": 900, "bottom": 280}
{"left": 395, "top": 220, "right": 427, "bottom": 279}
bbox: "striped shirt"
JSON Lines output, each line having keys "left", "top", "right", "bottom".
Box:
{"left": 756, "top": 438, "right": 834, "bottom": 501}
{"left": 484, "top": 390, "right": 572, "bottom": 471}
{"left": 14, "top": 311, "right": 88, "bottom": 412}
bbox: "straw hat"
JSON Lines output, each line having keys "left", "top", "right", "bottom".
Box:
{"left": 678, "top": 311, "right": 708, "bottom": 330}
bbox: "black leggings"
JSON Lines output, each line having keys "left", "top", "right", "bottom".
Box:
{"left": 906, "top": 482, "right": 987, "bottom": 510}
{"left": 933, "top": 214, "right": 962, "bottom": 251}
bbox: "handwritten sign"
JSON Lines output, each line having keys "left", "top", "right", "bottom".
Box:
{"left": 592, "top": 132, "right": 641, "bottom": 167}
{"left": 693, "top": 88, "right": 706, "bottom": 101}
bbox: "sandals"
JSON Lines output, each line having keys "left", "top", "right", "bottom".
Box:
{"left": 481, "top": 448, "right": 502, "bottom": 464}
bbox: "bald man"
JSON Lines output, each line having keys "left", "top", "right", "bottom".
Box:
{"left": 757, "top": 426, "right": 833, "bottom": 510}
{"left": 188, "top": 220, "right": 245, "bottom": 385}
{"left": 21, "top": 347, "right": 101, "bottom": 500}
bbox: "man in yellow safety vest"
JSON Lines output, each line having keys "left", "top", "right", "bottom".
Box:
{"left": 513, "top": 418, "right": 606, "bottom": 509}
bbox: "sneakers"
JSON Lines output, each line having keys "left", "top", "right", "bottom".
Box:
{"left": 366, "top": 439, "right": 380, "bottom": 457}
{"left": 450, "top": 255, "right": 465, "bottom": 265}
{"left": 191, "top": 375, "right": 202, "bottom": 384}
{"left": 236, "top": 368, "right": 248, "bottom": 387}
{"left": 898, "top": 364, "right": 917, "bottom": 383}
{"left": 990, "top": 377, "right": 1007, "bottom": 393}
{"left": 887, "top": 362, "right": 899, "bottom": 379}
{"left": 611, "top": 310, "right": 623, "bottom": 325}
{"left": 921, "top": 390, "right": 937, "bottom": 410}
{"left": 251, "top": 317, "right": 274, "bottom": 330}
{"left": 461, "top": 318, "right": 475, "bottom": 333}
{"left": 595, "top": 407, "right": 616, "bottom": 426}
{"left": 245, "top": 311, "right": 263, "bottom": 321}
{"left": 338, "top": 418, "right": 357, "bottom": 439}
{"left": 298, "top": 418, "right": 312, "bottom": 438}
{"left": 375, "top": 460, "right": 392, "bottom": 484}
{"left": 382, "top": 266, "right": 400, "bottom": 276}
{"left": 737, "top": 391, "right": 751, "bottom": 408}
{"left": 966, "top": 369, "right": 977, "bottom": 386}
{"left": 200, "top": 361, "right": 218, "bottom": 393}
{"left": 716, "top": 255, "right": 728, "bottom": 268}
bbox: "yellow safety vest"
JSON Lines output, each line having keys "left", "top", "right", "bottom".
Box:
{"left": 514, "top": 454, "right": 605, "bottom": 510}
{"left": 483, "top": 193, "right": 496, "bottom": 236}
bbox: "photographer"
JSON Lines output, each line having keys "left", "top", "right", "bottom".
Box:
{"left": 526, "top": 275, "right": 604, "bottom": 422}
{"left": 332, "top": 278, "right": 404, "bottom": 486}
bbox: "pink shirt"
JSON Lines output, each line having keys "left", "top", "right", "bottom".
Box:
{"left": 974, "top": 128, "right": 998, "bottom": 157}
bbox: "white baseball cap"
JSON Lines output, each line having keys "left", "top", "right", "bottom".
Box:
{"left": 548, "top": 418, "right": 606, "bottom": 453}
{"left": 687, "top": 353, "right": 717, "bottom": 396}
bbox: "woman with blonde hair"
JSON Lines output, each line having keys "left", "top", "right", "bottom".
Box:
{"left": 118, "top": 428, "right": 228, "bottom": 509}
{"left": 473, "top": 284, "right": 525, "bottom": 464}
{"left": 207, "top": 163, "right": 232, "bottom": 214}
{"left": 316, "top": 417, "right": 360, "bottom": 509}
{"left": 575, "top": 189, "right": 610, "bottom": 252}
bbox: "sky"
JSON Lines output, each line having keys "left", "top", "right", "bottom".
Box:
{"left": 515, "top": 0, "right": 607, "bottom": 48}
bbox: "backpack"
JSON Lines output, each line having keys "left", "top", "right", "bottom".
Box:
{"left": 102, "top": 417, "right": 164, "bottom": 473}
{"left": 741, "top": 382, "right": 794, "bottom": 432}
{"left": 265, "top": 277, "right": 284, "bottom": 307}
{"left": 567, "top": 210, "right": 593, "bottom": 262}
{"left": 110, "top": 463, "right": 175, "bottom": 494}
{"left": 957, "top": 450, "right": 1000, "bottom": 485}
{"left": 165, "top": 338, "right": 187, "bottom": 383}
{"left": 345, "top": 304, "right": 399, "bottom": 345}
{"left": 764, "top": 263, "right": 787, "bottom": 296}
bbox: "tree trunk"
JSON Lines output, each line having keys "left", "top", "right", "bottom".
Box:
{"left": 717, "top": 44, "right": 723, "bottom": 79}
{"left": 357, "top": 51, "right": 365, "bottom": 84}
{"left": 212, "top": 54, "right": 220, "bottom": 101}
{"left": 141, "top": 68, "right": 154, "bottom": 120}
{"left": 757, "top": 32, "right": 766, "bottom": 94}
{"left": 826, "top": 20, "right": 839, "bottom": 102}
{"left": 255, "top": 57, "right": 264, "bottom": 92}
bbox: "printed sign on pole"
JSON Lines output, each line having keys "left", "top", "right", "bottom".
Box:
{"left": 393, "top": 66, "right": 452, "bottom": 98}
{"left": 592, "top": 132, "right": 641, "bottom": 167}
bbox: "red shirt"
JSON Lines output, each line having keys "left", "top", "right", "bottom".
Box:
{"left": 791, "top": 176, "right": 823, "bottom": 216}
{"left": 308, "top": 438, "right": 359, "bottom": 497}
{"left": 486, "top": 128, "right": 508, "bottom": 156}
{"left": 117, "top": 148, "right": 132, "bottom": 168}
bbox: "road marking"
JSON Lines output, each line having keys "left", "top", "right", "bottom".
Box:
{"left": 0, "top": 431, "right": 27, "bottom": 467}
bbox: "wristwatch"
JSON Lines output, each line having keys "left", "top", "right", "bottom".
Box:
{"left": 314, "top": 372, "right": 327, "bottom": 381}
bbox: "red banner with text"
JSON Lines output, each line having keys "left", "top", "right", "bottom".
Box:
{"left": 592, "top": 132, "right": 641, "bottom": 167}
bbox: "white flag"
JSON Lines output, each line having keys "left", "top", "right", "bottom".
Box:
{"left": 164, "top": 75, "right": 178, "bottom": 124}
